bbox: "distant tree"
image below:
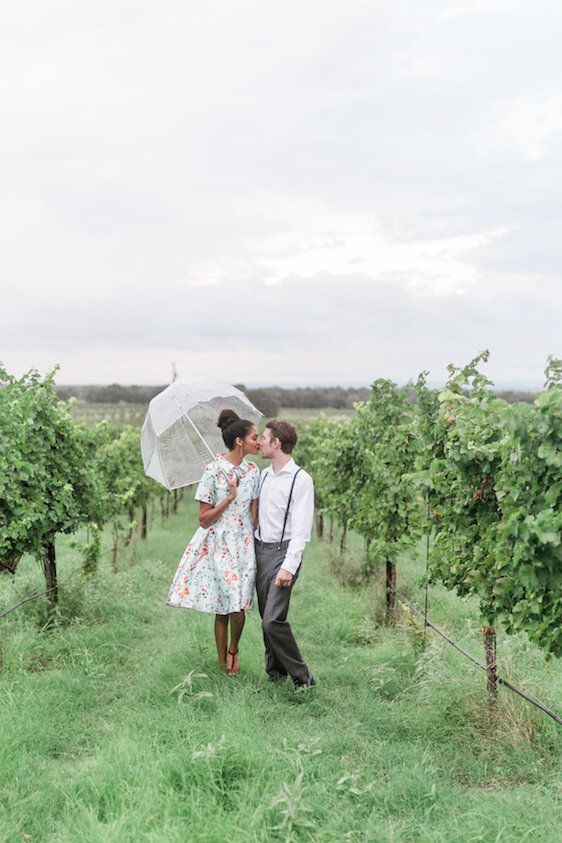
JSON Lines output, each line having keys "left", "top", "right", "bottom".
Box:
{"left": 55, "top": 383, "right": 379, "bottom": 410}
{"left": 246, "top": 389, "right": 280, "bottom": 418}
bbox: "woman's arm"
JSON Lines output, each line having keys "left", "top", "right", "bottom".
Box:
{"left": 198, "top": 476, "right": 237, "bottom": 528}
{"left": 251, "top": 499, "right": 258, "bottom": 531}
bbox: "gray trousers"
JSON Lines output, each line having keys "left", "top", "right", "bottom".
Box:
{"left": 255, "top": 539, "right": 310, "bottom": 684}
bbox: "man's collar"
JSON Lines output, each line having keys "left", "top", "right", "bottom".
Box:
{"left": 269, "top": 457, "right": 297, "bottom": 476}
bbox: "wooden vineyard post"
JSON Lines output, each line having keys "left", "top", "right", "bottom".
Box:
{"left": 125, "top": 507, "right": 135, "bottom": 546}
{"left": 481, "top": 627, "right": 498, "bottom": 707}
{"left": 173, "top": 489, "right": 179, "bottom": 514}
{"left": 140, "top": 504, "right": 148, "bottom": 539}
{"left": 340, "top": 524, "right": 348, "bottom": 554}
{"left": 316, "top": 513, "right": 324, "bottom": 540}
{"left": 43, "top": 540, "right": 58, "bottom": 606}
{"left": 329, "top": 516, "right": 334, "bottom": 544}
{"left": 385, "top": 559, "right": 396, "bottom": 624}
{"left": 111, "top": 524, "right": 119, "bottom": 573}
{"left": 423, "top": 493, "right": 430, "bottom": 646}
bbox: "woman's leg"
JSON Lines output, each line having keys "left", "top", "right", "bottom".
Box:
{"left": 214, "top": 614, "right": 229, "bottom": 671}
{"left": 227, "top": 610, "right": 245, "bottom": 673}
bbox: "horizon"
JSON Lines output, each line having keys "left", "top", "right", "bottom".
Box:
{"left": 53, "top": 378, "right": 543, "bottom": 391}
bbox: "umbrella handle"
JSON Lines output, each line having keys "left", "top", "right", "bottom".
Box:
{"left": 184, "top": 413, "right": 232, "bottom": 480}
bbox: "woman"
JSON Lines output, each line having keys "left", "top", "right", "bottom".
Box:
{"left": 167, "top": 409, "right": 260, "bottom": 675}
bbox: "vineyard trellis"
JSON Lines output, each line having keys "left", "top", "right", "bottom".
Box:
{"left": 0, "top": 365, "right": 173, "bottom": 607}
{"left": 393, "top": 587, "right": 562, "bottom": 726}
{"left": 1, "top": 357, "right": 560, "bottom": 724}
{"left": 295, "top": 352, "right": 562, "bottom": 722}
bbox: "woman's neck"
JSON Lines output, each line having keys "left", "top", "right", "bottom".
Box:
{"left": 224, "top": 450, "right": 244, "bottom": 467}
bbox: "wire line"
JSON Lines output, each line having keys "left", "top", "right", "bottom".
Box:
{"left": 395, "top": 587, "right": 562, "bottom": 727}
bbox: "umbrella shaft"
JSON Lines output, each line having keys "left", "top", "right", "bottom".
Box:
{"left": 184, "top": 413, "right": 231, "bottom": 479}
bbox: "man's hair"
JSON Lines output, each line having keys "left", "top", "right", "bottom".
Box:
{"left": 265, "top": 419, "right": 298, "bottom": 454}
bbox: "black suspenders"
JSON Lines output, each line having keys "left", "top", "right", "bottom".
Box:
{"left": 278, "top": 468, "right": 302, "bottom": 550}
{"left": 259, "top": 468, "right": 302, "bottom": 550}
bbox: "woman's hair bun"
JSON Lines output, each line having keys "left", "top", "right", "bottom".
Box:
{"left": 217, "top": 408, "right": 240, "bottom": 432}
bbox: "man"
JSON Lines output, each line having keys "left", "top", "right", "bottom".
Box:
{"left": 255, "top": 419, "right": 315, "bottom": 691}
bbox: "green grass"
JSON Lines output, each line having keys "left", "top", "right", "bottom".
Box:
{"left": 0, "top": 499, "right": 560, "bottom": 842}
{"left": 331, "top": 528, "right": 562, "bottom": 730}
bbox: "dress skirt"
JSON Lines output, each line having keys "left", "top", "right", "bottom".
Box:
{"left": 167, "top": 455, "right": 260, "bottom": 614}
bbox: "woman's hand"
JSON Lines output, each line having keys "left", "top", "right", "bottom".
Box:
{"left": 227, "top": 474, "right": 238, "bottom": 500}
{"left": 198, "top": 475, "right": 238, "bottom": 528}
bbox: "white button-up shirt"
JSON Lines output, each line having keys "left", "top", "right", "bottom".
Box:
{"left": 256, "top": 458, "right": 315, "bottom": 575}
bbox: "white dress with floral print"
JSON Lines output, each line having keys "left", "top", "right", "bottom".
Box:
{"left": 167, "top": 455, "right": 260, "bottom": 614}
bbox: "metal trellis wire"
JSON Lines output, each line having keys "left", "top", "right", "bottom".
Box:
{"left": 0, "top": 547, "right": 115, "bottom": 621}
{"left": 395, "top": 586, "right": 562, "bottom": 727}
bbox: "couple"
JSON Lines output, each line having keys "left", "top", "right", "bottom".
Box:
{"left": 167, "top": 409, "right": 315, "bottom": 692}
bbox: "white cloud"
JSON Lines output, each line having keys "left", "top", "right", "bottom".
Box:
{"left": 253, "top": 220, "right": 508, "bottom": 295}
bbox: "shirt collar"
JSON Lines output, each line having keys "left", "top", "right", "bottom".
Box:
{"left": 217, "top": 454, "right": 250, "bottom": 475}
{"left": 268, "top": 457, "right": 298, "bottom": 477}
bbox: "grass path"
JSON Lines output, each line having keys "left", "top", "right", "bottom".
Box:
{"left": 1, "top": 497, "right": 561, "bottom": 842}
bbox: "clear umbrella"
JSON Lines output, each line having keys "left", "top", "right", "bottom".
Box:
{"left": 141, "top": 377, "right": 263, "bottom": 490}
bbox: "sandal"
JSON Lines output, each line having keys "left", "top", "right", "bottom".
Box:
{"left": 226, "top": 649, "right": 240, "bottom": 675}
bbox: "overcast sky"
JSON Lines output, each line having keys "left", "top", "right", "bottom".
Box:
{"left": 1, "top": 0, "right": 561, "bottom": 387}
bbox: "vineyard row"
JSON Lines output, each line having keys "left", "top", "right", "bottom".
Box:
{"left": 294, "top": 352, "right": 562, "bottom": 659}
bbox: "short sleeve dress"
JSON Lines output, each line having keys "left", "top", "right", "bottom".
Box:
{"left": 167, "top": 455, "right": 260, "bottom": 614}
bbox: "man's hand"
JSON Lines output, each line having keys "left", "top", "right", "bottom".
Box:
{"left": 275, "top": 568, "right": 293, "bottom": 588}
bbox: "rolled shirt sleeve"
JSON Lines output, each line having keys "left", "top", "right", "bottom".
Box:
{"left": 282, "top": 472, "right": 315, "bottom": 575}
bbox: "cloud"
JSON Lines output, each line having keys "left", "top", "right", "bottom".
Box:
{"left": 476, "top": 93, "right": 562, "bottom": 162}
{"left": 255, "top": 221, "right": 508, "bottom": 294}
{"left": 2, "top": 267, "right": 559, "bottom": 386}
{"left": 0, "top": 0, "right": 561, "bottom": 386}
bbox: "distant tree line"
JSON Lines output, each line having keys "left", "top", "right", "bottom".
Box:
{"left": 235, "top": 386, "right": 373, "bottom": 416}
{"left": 54, "top": 384, "right": 373, "bottom": 415}
{"left": 55, "top": 384, "right": 163, "bottom": 404}
{"left": 54, "top": 383, "right": 537, "bottom": 416}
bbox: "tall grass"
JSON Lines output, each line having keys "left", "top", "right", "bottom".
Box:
{"left": 0, "top": 497, "right": 560, "bottom": 842}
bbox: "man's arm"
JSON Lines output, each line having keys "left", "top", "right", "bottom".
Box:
{"left": 275, "top": 473, "right": 314, "bottom": 585}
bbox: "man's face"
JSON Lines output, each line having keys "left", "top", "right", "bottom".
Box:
{"left": 259, "top": 428, "right": 278, "bottom": 460}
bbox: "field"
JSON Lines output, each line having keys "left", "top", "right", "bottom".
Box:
{"left": 1, "top": 494, "right": 560, "bottom": 842}
{"left": 70, "top": 401, "right": 148, "bottom": 428}
{"left": 70, "top": 402, "right": 356, "bottom": 428}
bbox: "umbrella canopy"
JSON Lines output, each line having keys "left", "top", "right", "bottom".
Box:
{"left": 141, "top": 377, "right": 263, "bottom": 490}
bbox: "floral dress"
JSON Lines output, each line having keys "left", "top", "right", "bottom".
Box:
{"left": 167, "top": 455, "right": 260, "bottom": 614}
